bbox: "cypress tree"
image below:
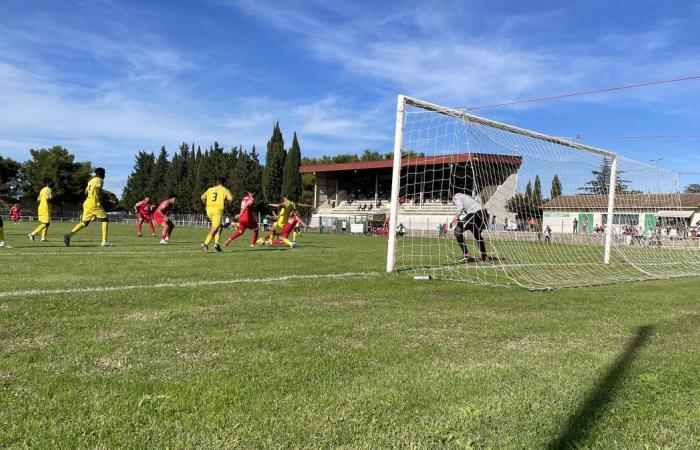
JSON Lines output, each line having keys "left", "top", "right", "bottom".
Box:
{"left": 533, "top": 175, "right": 542, "bottom": 205}
{"left": 282, "top": 132, "right": 302, "bottom": 199}
{"left": 550, "top": 174, "right": 562, "bottom": 199}
{"left": 262, "top": 122, "right": 286, "bottom": 203}
{"left": 525, "top": 180, "right": 533, "bottom": 199}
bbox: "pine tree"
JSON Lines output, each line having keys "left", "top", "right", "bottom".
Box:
{"left": 550, "top": 174, "right": 563, "bottom": 199}
{"left": 578, "top": 158, "right": 630, "bottom": 194}
{"left": 121, "top": 151, "right": 155, "bottom": 208}
{"left": 148, "top": 146, "right": 170, "bottom": 203}
{"left": 262, "top": 122, "right": 286, "bottom": 203}
{"left": 282, "top": 132, "right": 302, "bottom": 199}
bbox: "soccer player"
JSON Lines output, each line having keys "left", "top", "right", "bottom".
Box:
{"left": 9, "top": 203, "right": 20, "bottom": 224}
{"left": 134, "top": 197, "right": 157, "bottom": 237}
{"left": 257, "top": 195, "right": 311, "bottom": 246}
{"left": 153, "top": 197, "right": 176, "bottom": 244}
{"left": 267, "top": 213, "right": 307, "bottom": 248}
{"left": 28, "top": 179, "right": 54, "bottom": 242}
{"left": 224, "top": 191, "right": 259, "bottom": 247}
{"left": 64, "top": 167, "right": 112, "bottom": 247}
{"left": 451, "top": 191, "right": 489, "bottom": 262}
{"left": 201, "top": 177, "right": 233, "bottom": 252}
{"left": 0, "top": 201, "right": 6, "bottom": 248}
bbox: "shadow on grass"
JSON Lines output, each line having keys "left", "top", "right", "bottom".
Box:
{"left": 547, "top": 325, "right": 653, "bottom": 450}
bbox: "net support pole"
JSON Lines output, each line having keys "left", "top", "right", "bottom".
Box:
{"left": 386, "top": 95, "right": 406, "bottom": 272}
{"left": 604, "top": 155, "right": 618, "bottom": 264}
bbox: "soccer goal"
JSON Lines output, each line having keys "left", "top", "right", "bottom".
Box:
{"left": 386, "top": 95, "right": 700, "bottom": 289}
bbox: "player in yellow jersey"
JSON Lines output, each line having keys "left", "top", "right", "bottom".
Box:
{"left": 256, "top": 194, "right": 312, "bottom": 246}
{"left": 64, "top": 167, "right": 112, "bottom": 247}
{"left": 28, "top": 179, "right": 54, "bottom": 242}
{"left": 200, "top": 177, "right": 233, "bottom": 252}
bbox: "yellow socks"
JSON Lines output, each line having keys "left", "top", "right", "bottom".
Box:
{"left": 101, "top": 222, "right": 109, "bottom": 242}
{"left": 70, "top": 222, "right": 87, "bottom": 235}
{"left": 32, "top": 224, "right": 46, "bottom": 236}
{"left": 204, "top": 234, "right": 213, "bottom": 245}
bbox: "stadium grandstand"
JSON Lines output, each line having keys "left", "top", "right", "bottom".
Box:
{"left": 300, "top": 153, "right": 522, "bottom": 233}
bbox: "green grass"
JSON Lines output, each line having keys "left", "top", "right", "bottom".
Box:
{"left": 1, "top": 222, "right": 699, "bottom": 448}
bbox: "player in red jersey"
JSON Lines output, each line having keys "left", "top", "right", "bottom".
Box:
{"left": 267, "top": 213, "right": 307, "bottom": 248}
{"left": 153, "top": 197, "right": 176, "bottom": 244}
{"left": 9, "top": 204, "right": 21, "bottom": 223}
{"left": 224, "top": 192, "right": 259, "bottom": 247}
{"left": 133, "top": 197, "right": 157, "bottom": 237}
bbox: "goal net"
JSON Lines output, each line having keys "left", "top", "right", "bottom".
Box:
{"left": 386, "top": 95, "right": 700, "bottom": 289}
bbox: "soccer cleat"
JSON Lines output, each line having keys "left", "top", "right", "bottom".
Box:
{"left": 41, "top": 238, "right": 47, "bottom": 242}
{"left": 63, "top": 233, "right": 71, "bottom": 247}
{"left": 224, "top": 238, "right": 232, "bottom": 247}
{"left": 255, "top": 238, "right": 265, "bottom": 246}
{"left": 264, "top": 240, "right": 272, "bottom": 246}
{"left": 0, "top": 241, "right": 5, "bottom": 248}
{"left": 214, "top": 244, "right": 222, "bottom": 252}
{"left": 28, "top": 233, "right": 35, "bottom": 242}
{"left": 152, "top": 234, "right": 157, "bottom": 237}
{"left": 159, "top": 239, "right": 169, "bottom": 244}
{"left": 201, "top": 243, "right": 209, "bottom": 253}
{"left": 101, "top": 241, "right": 113, "bottom": 247}
{"left": 459, "top": 252, "right": 475, "bottom": 262}
{"left": 289, "top": 241, "right": 296, "bottom": 249}
{"left": 137, "top": 233, "right": 143, "bottom": 237}
{"left": 250, "top": 244, "right": 256, "bottom": 248}
{"left": 481, "top": 254, "right": 491, "bottom": 262}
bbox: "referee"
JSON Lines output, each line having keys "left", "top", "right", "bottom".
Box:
{"left": 451, "top": 192, "right": 490, "bottom": 262}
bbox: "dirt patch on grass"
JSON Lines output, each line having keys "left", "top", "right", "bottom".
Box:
{"left": 4, "top": 335, "right": 55, "bottom": 354}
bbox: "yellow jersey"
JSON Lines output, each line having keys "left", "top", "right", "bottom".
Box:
{"left": 84, "top": 176, "right": 103, "bottom": 208}
{"left": 38, "top": 186, "right": 53, "bottom": 215}
{"left": 276, "top": 200, "right": 297, "bottom": 227}
{"left": 201, "top": 185, "right": 233, "bottom": 212}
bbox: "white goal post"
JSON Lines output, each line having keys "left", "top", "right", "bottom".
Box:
{"left": 386, "top": 95, "right": 699, "bottom": 289}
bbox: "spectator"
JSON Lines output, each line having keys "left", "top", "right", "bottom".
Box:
{"left": 544, "top": 225, "right": 552, "bottom": 243}
{"left": 573, "top": 217, "right": 578, "bottom": 233}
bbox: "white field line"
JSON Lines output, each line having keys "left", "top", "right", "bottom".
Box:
{"left": 418, "top": 261, "right": 691, "bottom": 271}
{"left": 0, "top": 272, "right": 379, "bottom": 299}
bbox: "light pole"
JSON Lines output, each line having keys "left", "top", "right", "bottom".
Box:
{"left": 649, "top": 158, "right": 663, "bottom": 193}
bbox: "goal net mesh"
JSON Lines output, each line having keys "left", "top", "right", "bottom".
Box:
{"left": 391, "top": 97, "right": 700, "bottom": 289}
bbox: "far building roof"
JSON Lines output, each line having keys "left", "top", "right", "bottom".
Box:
{"left": 299, "top": 153, "right": 522, "bottom": 174}
{"left": 543, "top": 193, "right": 700, "bottom": 211}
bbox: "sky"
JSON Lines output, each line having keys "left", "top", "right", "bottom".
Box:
{"left": 2, "top": 0, "right": 700, "bottom": 193}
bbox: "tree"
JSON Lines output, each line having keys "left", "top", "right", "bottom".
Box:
{"left": 361, "top": 149, "right": 383, "bottom": 161}
{"left": 0, "top": 156, "right": 22, "bottom": 202}
{"left": 148, "top": 146, "right": 170, "bottom": 202}
{"left": 525, "top": 180, "right": 533, "bottom": 199}
{"left": 262, "top": 122, "right": 286, "bottom": 203}
{"left": 120, "top": 151, "right": 155, "bottom": 209}
{"left": 282, "top": 132, "right": 302, "bottom": 199}
{"left": 550, "top": 174, "right": 562, "bottom": 199}
{"left": 21, "top": 146, "right": 93, "bottom": 210}
{"left": 532, "top": 175, "right": 543, "bottom": 205}
{"left": 683, "top": 183, "right": 700, "bottom": 193}
{"left": 578, "top": 158, "right": 630, "bottom": 194}
{"left": 231, "top": 146, "right": 263, "bottom": 210}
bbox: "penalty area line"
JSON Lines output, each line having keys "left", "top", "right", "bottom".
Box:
{"left": 0, "top": 272, "right": 379, "bottom": 299}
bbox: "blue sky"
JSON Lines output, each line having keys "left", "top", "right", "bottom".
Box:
{"left": 2, "top": 0, "right": 700, "bottom": 193}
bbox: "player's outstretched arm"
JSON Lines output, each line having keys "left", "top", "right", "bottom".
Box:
{"left": 268, "top": 203, "right": 282, "bottom": 209}
{"left": 297, "top": 202, "right": 313, "bottom": 208}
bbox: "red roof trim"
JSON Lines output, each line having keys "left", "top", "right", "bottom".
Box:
{"left": 299, "top": 153, "right": 522, "bottom": 174}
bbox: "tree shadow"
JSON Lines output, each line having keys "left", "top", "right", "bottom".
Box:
{"left": 547, "top": 325, "right": 653, "bottom": 450}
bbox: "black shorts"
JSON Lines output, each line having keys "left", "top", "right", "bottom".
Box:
{"left": 457, "top": 210, "right": 487, "bottom": 234}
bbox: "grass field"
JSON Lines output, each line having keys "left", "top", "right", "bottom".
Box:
{"left": 1, "top": 222, "right": 699, "bottom": 448}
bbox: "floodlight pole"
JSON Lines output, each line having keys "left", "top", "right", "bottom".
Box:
{"left": 386, "top": 95, "right": 406, "bottom": 273}
{"left": 604, "top": 155, "right": 618, "bottom": 265}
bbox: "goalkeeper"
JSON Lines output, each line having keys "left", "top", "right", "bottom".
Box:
{"left": 450, "top": 192, "right": 489, "bottom": 262}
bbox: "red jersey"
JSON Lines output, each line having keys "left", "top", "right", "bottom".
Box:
{"left": 10, "top": 206, "right": 20, "bottom": 218}
{"left": 288, "top": 214, "right": 301, "bottom": 226}
{"left": 240, "top": 194, "right": 255, "bottom": 220}
{"left": 156, "top": 199, "right": 175, "bottom": 216}
{"left": 135, "top": 199, "right": 153, "bottom": 216}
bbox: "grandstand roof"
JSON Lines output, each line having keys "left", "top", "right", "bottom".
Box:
{"left": 543, "top": 193, "right": 700, "bottom": 210}
{"left": 299, "top": 153, "right": 522, "bottom": 174}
